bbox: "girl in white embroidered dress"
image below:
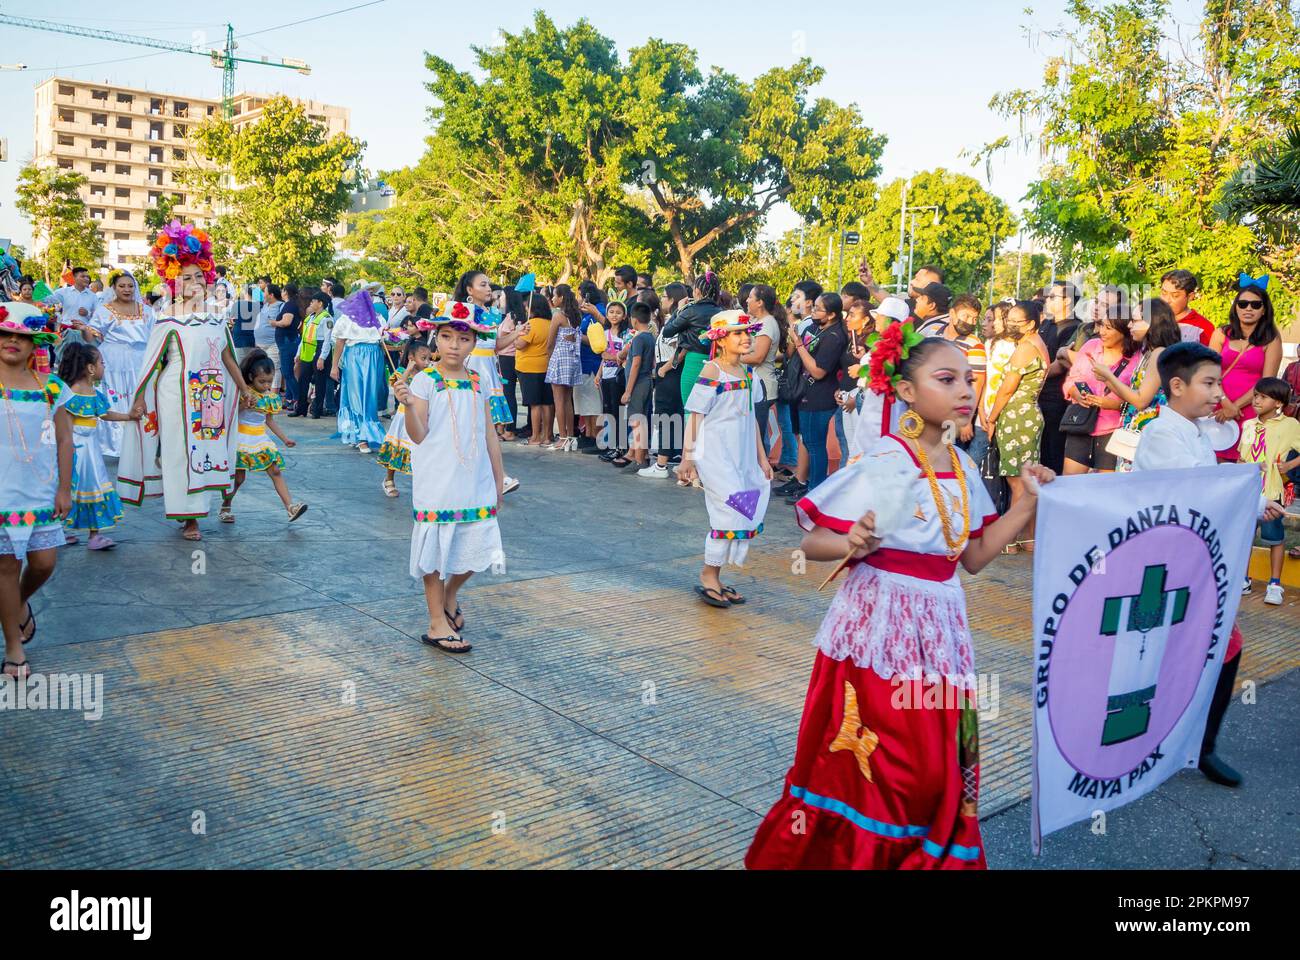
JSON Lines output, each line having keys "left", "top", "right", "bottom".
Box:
{"left": 394, "top": 316, "right": 505, "bottom": 655}
{"left": 677, "top": 310, "right": 773, "bottom": 608}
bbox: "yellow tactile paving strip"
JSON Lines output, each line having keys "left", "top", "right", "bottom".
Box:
{"left": 1, "top": 545, "right": 1294, "bottom": 868}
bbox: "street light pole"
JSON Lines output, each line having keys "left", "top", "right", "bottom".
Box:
{"left": 895, "top": 179, "right": 909, "bottom": 294}
{"left": 1015, "top": 229, "right": 1024, "bottom": 299}
{"left": 904, "top": 206, "right": 940, "bottom": 296}
{"left": 988, "top": 235, "right": 998, "bottom": 305}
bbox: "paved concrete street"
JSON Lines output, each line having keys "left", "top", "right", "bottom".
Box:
{"left": 1, "top": 413, "right": 1295, "bottom": 868}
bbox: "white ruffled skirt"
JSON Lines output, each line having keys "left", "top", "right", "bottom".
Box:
{"left": 409, "top": 518, "right": 504, "bottom": 581}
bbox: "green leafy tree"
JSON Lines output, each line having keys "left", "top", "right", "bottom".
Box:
{"left": 717, "top": 228, "right": 829, "bottom": 297}
{"left": 180, "top": 96, "right": 364, "bottom": 284}
{"left": 992, "top": 251, "right": 1054, "bottom": 302}
{"left": 144, "top": 193, "right": 179, "bottom": 232}
{"left": 985, "top": 0, "right": 1300, "bottom": 323}
{"left": 857, "top": 170, "right": 1017, "bottom": 296}
{"left": 14, "top": 163, "right": 106, "bottom": 283}
{"left": 632, "top": 50, "right": 885, "bottom": 277}
{"left": 349, "top": 13, "right": 885, "bottom": 287}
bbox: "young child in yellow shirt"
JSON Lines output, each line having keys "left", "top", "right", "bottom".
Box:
{"left": 1238, "top": 377, "right": 1300, "bottom": 605}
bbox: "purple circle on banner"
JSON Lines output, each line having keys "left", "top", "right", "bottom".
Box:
{"left": 1048, "top": 525, "right": 1215, "bottom": 781}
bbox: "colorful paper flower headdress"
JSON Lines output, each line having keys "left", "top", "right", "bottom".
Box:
{"left": 861, "top": 320, "right": 924, "bottom": 398}
{"left": 0, "top": 303, "right": 60, "bottom": 347}
{"left": 150, "top": 220, "right": 215, "bottom": 293}
{"left": 702, "top": 309, "right": 762, "bottom": 359}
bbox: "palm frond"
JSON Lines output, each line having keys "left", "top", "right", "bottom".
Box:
{"left": 1217, "top": 126, "right": 1300, "bottom": 223}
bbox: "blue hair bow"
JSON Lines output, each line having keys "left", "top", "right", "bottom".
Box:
{"left": 1238, "top": 272, "right": 1269, "bottom": 291}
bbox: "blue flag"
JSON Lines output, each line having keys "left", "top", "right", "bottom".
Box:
{"left": 515, "top": 273, "right": 536, "bottom": 293}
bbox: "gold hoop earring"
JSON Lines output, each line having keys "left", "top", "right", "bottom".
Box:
{"left": 898, "top": 410, "right": 925, "bottom": 439}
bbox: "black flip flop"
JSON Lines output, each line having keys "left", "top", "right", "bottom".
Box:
{"left": 420, "top": 634, "right": 472, "bottom": 654}
{"left": 3, "top": 660, "right": 30, "bottom": 680}
{"left": 19, "top": 602, "right": 35, "bottom": 645}
{"left": 444, "top": 606, "right": 465, "bottom": 632}
{"left": 720, "top": 586, "right": 747, "bottom": 605}
{"left": 695, "top": 584, "right": 731, "bottom": 609}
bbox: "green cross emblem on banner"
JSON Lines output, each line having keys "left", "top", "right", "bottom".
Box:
{"left": 1098, "top": 564, "right": 1189, "bottom": 746}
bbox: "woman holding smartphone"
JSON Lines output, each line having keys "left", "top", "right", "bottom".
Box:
{"left": 1062, "top": 304, "right": 1142, "bottom": 475}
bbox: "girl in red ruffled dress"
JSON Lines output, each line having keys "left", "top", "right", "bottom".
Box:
{"left": 746, "top": 325, "right": 1056, "bottom": 870}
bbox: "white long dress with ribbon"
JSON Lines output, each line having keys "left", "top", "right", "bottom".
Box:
{"left": 117, "top": 312, "right": 238, "bottom": 519}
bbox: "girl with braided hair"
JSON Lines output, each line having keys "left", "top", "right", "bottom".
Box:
{"left": 661, "top": 271, "right": 725, "bottom": 408}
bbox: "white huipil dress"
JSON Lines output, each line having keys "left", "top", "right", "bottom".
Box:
{"left": 685, "top": 364, "right": 771, "bottom": 566}
{"left": 90, "top": 300, "right": 155, "bottom": 457}
{"left": 0, "top": 375, "right": 69, "bottom": 561}
{"left": 117, "top": 313, "right": 239, "bottom": 519}
{"left": 407, "top": 367, "right": 505, "bottom": 580}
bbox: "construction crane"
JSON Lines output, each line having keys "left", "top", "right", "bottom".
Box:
{"left": 0, "top": 14, "right": 310, "bottom": 119}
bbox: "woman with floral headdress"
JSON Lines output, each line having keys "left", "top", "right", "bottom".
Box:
{"left": 89, "top": 268, "right": 155, "bottom": 458}
{"left": 0, "top": 303, "right": 73, "bottom": 678}
{"left": 746, "top": 327, "right": 1055, "bottom": 870}
{"left": 119, "top": 222, "right": 256, "bottom": 543}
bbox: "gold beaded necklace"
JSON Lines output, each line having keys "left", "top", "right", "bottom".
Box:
{"left": 436, "top": 366, "right": 480, "bottom": 467}
{"left": 0, "top": 372, "right": 57, "bottom": 484}
{"left": 910, "top": 438, "right": 971, "bottom": 560}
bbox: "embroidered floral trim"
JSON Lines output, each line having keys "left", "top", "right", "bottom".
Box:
{"left": 0, "top": 509, "right": 58, "bottom": 528}
{"left": 1, "top": 384, "right": 61, "bottom": 404}
{"left": 65, "top": 493, "right": 124, "bottom": 532}
{"left": 62, "top": 390, "right": 110, "bottom": 418}
{"left": 375, "top": 441, "right": 411, "bottom": 474}
{"left": 252, "top": 392, "right": 283, "bottom": 414}
{"left": 413, "top": 506, "right": 498, "bottom": 523}
{"left": 695, "top": 376, "right": 752, "bottom": 394}
{"left": 709, "top": 523, "right": 764, "bottom": 540}
{"left": 236, "top": 447, "right": 285, "bottom": 472}
{"left": 424, "top": 368, "right": 481, "bottom": 392}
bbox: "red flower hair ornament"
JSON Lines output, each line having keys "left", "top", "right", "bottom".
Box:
{"left": 861, "top": 321, "right": 924, "bottom": 399}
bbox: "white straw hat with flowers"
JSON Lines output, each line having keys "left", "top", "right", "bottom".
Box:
{"left": 701, "top": 309, "right": 762, "bottom": 341}
{"left": 0, "top": 302, "right": 59, "bottom": 344}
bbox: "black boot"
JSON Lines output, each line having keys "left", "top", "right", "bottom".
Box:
{"left": 1198, "top": 753, "right": 1243, "bottom": 787}
{"left": 1199, "top": 652, "right": 1242, "bottom": 787}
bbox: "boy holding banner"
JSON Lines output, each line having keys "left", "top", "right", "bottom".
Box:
{"left": 1132, "top": 342, "right": 1286, "bottom": 787}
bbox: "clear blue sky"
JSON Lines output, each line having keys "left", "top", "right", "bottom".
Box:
{"left": 0, "top": 0, "right": 1145, "bottom": 253}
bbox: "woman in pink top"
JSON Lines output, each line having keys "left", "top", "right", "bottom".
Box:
{"left": 1063, "top": 308, "right": 1142, "bottom": 474}
{"left": 1208, "top": 281, "right": 1282, "bottom": 462}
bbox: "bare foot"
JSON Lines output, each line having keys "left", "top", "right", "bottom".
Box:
{"left": 181, "top": 520, "right": 202, "bottom": 541}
